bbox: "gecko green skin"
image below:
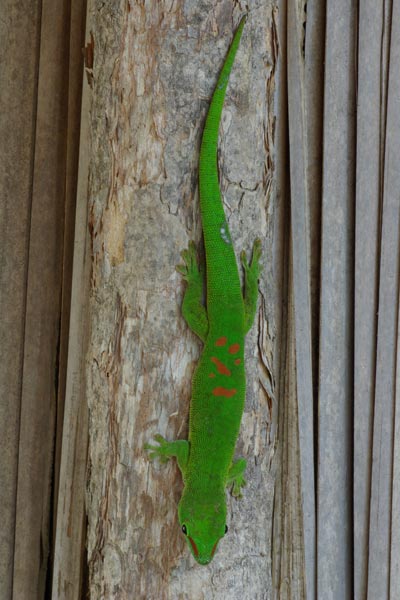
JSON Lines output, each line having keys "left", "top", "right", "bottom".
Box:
{"left": 146, "top": 16, "right": 261, "bottom": 565}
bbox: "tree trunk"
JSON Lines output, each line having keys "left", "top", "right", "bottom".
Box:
{"left": 83, "top": 1, "right": 281, "bottom": 598}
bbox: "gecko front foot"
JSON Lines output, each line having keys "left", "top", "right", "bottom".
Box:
{"left": 145, "top": 434, "right": 172, "bottom": 464}
{"left": 145, "top": 435, "right": 189, "bottom": 475}
{"left": 227, "top": 458, "right": 247, "bottom": 498}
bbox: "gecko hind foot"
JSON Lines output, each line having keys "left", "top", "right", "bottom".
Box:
{"left": 231, "top": 474, "right": 247, "bottom": 498}
{"left": 240, "top": 238, "right": 262, "bottom": 277}
{"left": 227, "top": 458, "right": 247, "bottom": 498}
{"left": 144, "top": 434, "right": 172, "bottom": 463}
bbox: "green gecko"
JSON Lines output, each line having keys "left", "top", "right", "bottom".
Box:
{"left": 145, "top": 15, "right": 261, "bottom": 565}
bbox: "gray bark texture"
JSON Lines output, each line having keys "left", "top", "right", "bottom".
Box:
{"left": 83, "top": 2, "right": 281, "bottom": 598}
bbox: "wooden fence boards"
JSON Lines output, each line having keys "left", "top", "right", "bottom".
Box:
{"left": 0, "top": 0, "right": 85, "bottom": 597}
{"left": 286, "top": 1, "right": 316, "bottom": 597}
{"left": 317, "top": 0, "right": 356, "bottom": 597}
{"left": 368, "top": 1, "right": 400, "bottom": 596}
{"left": 51, "top": 0, "right": 87, "bottom": 568}
{"left": 276, "top": 254, "right": 306, "bottom": 599}
{"left": 0, "top": 2, "right": 43, "bottom": 596}
{"left": 51, "top": 13, "right": 91, "bottom": 595}
{"left": 271, "top": 0, "right": 291, "bottom": 591}
{"left": 354, "top": 2, "right": 386, "bottom": 598}
{"left": 391, "top": 285, "right": 400, "bottom": 598}
{"left": 12, "top": 0, "right": 71, "bottom": 593}
{"left": 304, "top": 0, "right": 325, "bottom": 390}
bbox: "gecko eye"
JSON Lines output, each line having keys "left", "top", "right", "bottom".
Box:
{"left": 181, "top": 524, "right": 187, "bottom": 535}
{"left": 224, "top": 525, "right": 228, "bottom": 534}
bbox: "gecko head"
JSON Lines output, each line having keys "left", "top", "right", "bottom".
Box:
{"left": 178, "top": 490, "right": 228, "bottom": 565}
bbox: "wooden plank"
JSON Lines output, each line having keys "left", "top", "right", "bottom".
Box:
{"left": 274, "top": 248, "right": 306, "bottom": 600}
{"left": 317, "top": 0, "right": 356, "bottom": 597}
{"left": 368, "top": 1, "right": 400, "bottom": 596}
{"left": 287, "top": 2, "right": 316, "bottom": 597}
{"left": 51, "top": 12, "right": 91, "bottom": 597}
{"left": 51, "top": 0, "right": 87, "bottom": 561}
{"left": 12, "top": 0, "right": 72, "bottom": 596}
{"left": 271, "top": 0, "right": 290, "bottom": 589}
{"left": 391, "top": 267, "right": 400, "bottom": 598}
{"left": 353, "top": 1, "right": 386, "bottom": 597}
{"left": 304, "top": 0, "right": 325, "bottom": 393}
{"left": 0, "top": 1, "right": 42, "bottom": 596}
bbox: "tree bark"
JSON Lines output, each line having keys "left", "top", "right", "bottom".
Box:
{"left": 83, "top": 1, "right": 280, "bottom": 598}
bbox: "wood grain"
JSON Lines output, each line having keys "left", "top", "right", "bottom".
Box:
{"left": 51, "top": 6, "right": 90, "bottom": 597}
{"left": 0, "top": 0, "right": 85, "bottom": 596}
{"left": 368, "top": 1, "right": 400, "bottom": 595}
{"left": 287, "top": 1, "right": 316, "bottom": 597}
{"left": 354, "top": 1, "right": 386, "bottom": 597}
{"left": 317, "top": 0, "right": 356, "bottom": 597}
{"left": 0, "top": 1, "right": 47, "bottom": 597}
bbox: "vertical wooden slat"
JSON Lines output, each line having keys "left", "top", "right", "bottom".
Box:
{"left": 1, "top": 0, "right": 85, "bottom": 594}
{"left": 287, "top": 2, "right": 316, "bottom": 597}
{"left": 271, "top": 0, "right": 291, "bottom": 589}
{"left": 368, "top": 1, "right": 400, "bottom": 595}
{"left": 391, "top": 266, "right": 400, "bottom": 599}
{"left": 11, "top": 0, "right": 75, "bottom": 597}
{"left": 272, "top": 160, "right": 305, "bottom": 598}
{"left": 354, "top": 1, "right": 386, "bottom": 597}
{"left": 274, "top": 247, "right": 307, "bottom": 600}
{"left": 317, "top": 0, "right": 356, "bottom": 597}
{"left": 0, "top": 2, "right": 42, "bottom": 597}
{"left": 304, "top": 0, "right": 325, "bottom": 393}
{"left": 52, "top": 15, "right": 91, "bottom": 597}
{"left": 52, "top": 0, "right": 87, "bottom": 553}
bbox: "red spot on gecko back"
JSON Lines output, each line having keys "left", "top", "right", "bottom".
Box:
{"left": 212, "top": 387, "right": 237, "bottom": 398}
{"left": 215, "top": 337, "right": 227, "bottom": 347}
{"left": 234, "top": 358, "right": 241, "bottom": 365}
{"left": 229, "top": 343, "right": 240, "bottom": 354}
{"left": 209, "top": 373, "right": 216, "bottom": 378}
{"left": 211, "top": 357, "right": 231, "bottom": 376}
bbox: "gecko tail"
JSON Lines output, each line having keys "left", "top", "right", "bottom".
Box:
{"left": 198, "top": 16, "right": 247, "bottom": 301}
{"left": 199, "top": 16, "right": 247, "bottom": 187}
